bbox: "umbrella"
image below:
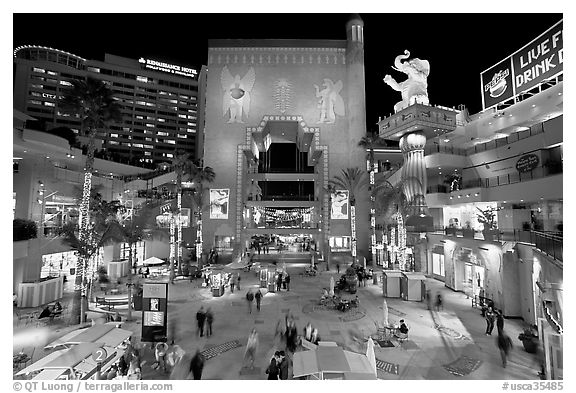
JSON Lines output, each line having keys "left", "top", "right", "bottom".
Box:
{"left": 329, "top": 276, "right": 335, "bottom": 296}
{"left": 366, "top": 337, "right": 377, "bottom": 376}
{"left": 382, "top": 298, "right": 389, "bottom": 327}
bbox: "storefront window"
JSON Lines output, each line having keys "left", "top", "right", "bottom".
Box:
{"left": 432, "top": 253, "right": 445, "bottom": 277}
{"left": 121, "top": 241, "right": 145, "bottom": 264}
{"left": 329, "top": 236, "right": 351, "bottom": 252}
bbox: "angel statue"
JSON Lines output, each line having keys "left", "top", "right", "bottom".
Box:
{"left": 221, "top": 66, "right": 256, "bottom": 123}
{"left": 314, "top": 78, "right": 345, "bottom": 124}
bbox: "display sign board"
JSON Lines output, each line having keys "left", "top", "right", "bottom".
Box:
{"left": 210, "top": 189, "right": 229, "bottom": 219}
{"left": 156, "top": 208, "right": 191, "bottom": 228}
{"left": 516, "top": 154, "right": 540, "bottom": 173}
{"left": 331, "top": 190, "right": 349, "bottom": 219}
{"left": 481, "top": 20, "right": 563, "bottom": 110}
{"left": 141, "top": 283, "right": 168, "bottom": 342}
{"left": 138, "top": 58, "right": 198, "bottom": 79}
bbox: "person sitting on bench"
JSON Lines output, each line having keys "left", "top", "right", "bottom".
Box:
{"left": 395, "top": 319, "right": 409, "bottom": 339}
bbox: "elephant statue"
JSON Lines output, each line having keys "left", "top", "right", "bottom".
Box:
{"left": 384, "top": 50, "right": 430, "bottom": 113}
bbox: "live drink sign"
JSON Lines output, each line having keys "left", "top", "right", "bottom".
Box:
{"left": 481, "top": 20, "right": 562, "bottom": 110}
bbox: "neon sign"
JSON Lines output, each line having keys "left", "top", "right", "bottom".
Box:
{"left": 138, "top": 58, "right": 198, "bottom": 79}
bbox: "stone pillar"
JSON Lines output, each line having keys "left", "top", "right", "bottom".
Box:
{"left": 399, "top": 131, "right": 427, "bottom": 203}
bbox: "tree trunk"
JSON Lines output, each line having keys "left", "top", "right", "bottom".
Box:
{"left": 169, "top": 216, "right": 175, "bottom": 283}
{"left": 74, "top": 132, "right": 96, "bottom": 324}
{"left": 176, "top": 171, "right": 183, "bottom": 276}
{"left": 369, "top": 148, "right": 376, "bottom": 266}
{"left": 351, "top": 201, "right": 357, "bottom": 265}
{"left": 127, "top": 242, "right": 133, "bottom": 321}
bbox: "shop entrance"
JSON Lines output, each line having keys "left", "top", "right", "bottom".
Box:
{"left": 248, "top": 234, "right": 317, "bottom": 263}
{"left": 463, "top": 263, "right": 485, "bottom": 298}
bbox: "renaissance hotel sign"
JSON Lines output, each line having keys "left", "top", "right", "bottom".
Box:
{"left": 138, "top": 58, "right": 198, "bottom": 79}
{"left": 481, "top": 20, "right": 562, "bottom": 110}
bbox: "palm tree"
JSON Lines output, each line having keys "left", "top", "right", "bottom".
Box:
{"left": 171, "top": 151, "right": 196, "bottom": 275}
{"left": 358, "top": 134, "right": 388, "bottom": 264}
{"left": 58, "top": 195, "right": 123, "bottom": 324}
{"left": 104, "top": 202, "right": 167, "bottom": 321}
{"left": 189, "top": 163, "right": 216, "bottom": 266}
{"left": 60, "top": 77, "right": 122, "bottom": 324}
{"left": 328, "top": 168, "right": 367, "bottom": 265}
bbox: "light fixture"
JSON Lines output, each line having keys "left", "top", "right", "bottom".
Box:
{"left": 457, "top": 195, "right": 461, "bottom": 198}
{"left": 443, "top": 139, "right": 450, "bottom": 143}
{"left": 532, "top": 104, "right": 536, "bottom": 108}
{"left": 466, "top": 194, "right": 470, "bottom": 197}
{"left": 475, "top": 193, "right": 479, "bottom": 196}
{"left": 520, "top": 199, "right": 524, "bottom": 202}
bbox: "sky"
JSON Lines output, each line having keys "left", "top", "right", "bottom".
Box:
{"left": 12, "top": 12, "right": 562, "bottom": 131}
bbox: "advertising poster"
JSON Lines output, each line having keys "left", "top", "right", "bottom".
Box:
{"left": 141, "top": 283, "right": 168, "bottom": 342}
{"left": 331, "top": 190, "right": 349, "bottom": 219}
{"left": 481, "top": 20, "right": 563, "bottom": 110}
{"left": 155, "top": 207, "right": 191, "bottom": 228}
{"left": 210, "top": 189, "right": 229, "bottom": 219}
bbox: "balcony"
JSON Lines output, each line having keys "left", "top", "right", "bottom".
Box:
{"left": 503, "top": 230, "right": 563, "bottom": 262}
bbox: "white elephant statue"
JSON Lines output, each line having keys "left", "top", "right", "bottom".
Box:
{"left": 384, "top": 50, "right": 430, "bottom": 113}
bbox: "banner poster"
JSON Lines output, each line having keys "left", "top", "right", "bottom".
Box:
{"left": 481, "top": 20, "right": 563, "bottom": 110}
{"left": 331, "top": 190, "right": 349, "bottom": 219}
{"left": 210, "top": 189, "right": 230, "bottom": 219}
{"left": 156, "top": 207, "right": 191, "bottom": 228}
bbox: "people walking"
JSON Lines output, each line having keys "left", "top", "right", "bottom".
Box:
{"left": 485, "top": 306, "right": 496, "bottom": 335}
{"left": 426, "top": 289, "right": 432, "bottom": 310}
{"left": 265, "top": 352, "right": 280, "bottom": 380}
{"left": 285, "top": 273, "right": 291, "bottom": 291}
{"left": 190, "top": 350, "right": 205, "bottom": 380}
{"left": 435, "top": 293, "right": 443, "bottom": 311}
{"left": 336, "top": 263, "right": 340, "bottom": 274}
{"left": 230, "top": 275, "right": 236, "bottom": 293}
{"left": 279, "top": 351, "right": 289, "bottom": 380}
{"left": 246, "top": 289, "right": 255, "bottom": 314}
{"left": 244, "top": 328, "right": 259, "bottom": 369}
{"left": 196, "top": 306, "right": 206, "bottom": 337}
{"left": 496, "top": 309, "right": 505, "bottom": 335}
{"left": 255, "top": 289, "right": 263, "bottom": 311}
{"left": 496, "top": 331, "right": 513, "bottom": 367}
{"left": 237, "top": 273, "right": 242, "bottom": 290}
{"left": 276, "top": 273, "right": 282, "bottom": 292}
{"left": 205, "top": 308, "right": 214, "bottom": 337}
{"left": 154, "top": 342, "right": 169, "bottom": 373}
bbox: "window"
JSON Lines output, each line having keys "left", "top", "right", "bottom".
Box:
{"left": 29, "top": 99, "right": 42, "bottom": 105}
{"left": 44, "top": 101, "right": 55, "bottom": 107}
{"left": 59, "top": 80, "right": 73, "bottom": 86}
{"left": 30, "top": 91, "right": 41, "bottom": 97}
{"left": 136, "top": 76, "right": 148, "bottom": 83}
{"left": 177, "top": 134, "right": 187, "bottom": 139}
{"left": 109, "top": 141, "right": 119, "bottom": 145}
{"left": 166, "top": 140, "right": 176, "bottom": 145}
{"left": 133, "top": 143, "right": 143, "bottom": 148}
{"left": 166, "top": 153, "right": 173, "bottom": 158}
{"left": 110, "top": 133, "right": 118, "bottom": 138}
{"left": 329, "top": 236, "right": 351, "bottom": 251}
{"left": 157, "top": 131, "right": 169, "bottom": 136}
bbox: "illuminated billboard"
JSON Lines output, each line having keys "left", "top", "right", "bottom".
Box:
{"left": 138, "top": 58, "right": 198, "bottom": 79}
{"left": 156, "top": 207, "right": 191, "bottom": 228}
{"left": 331, "top": 190, "right": 349, "bottom": 220}
{"left": 210, "top": 189, "right": 230, "bottom": 219}
{"left": 481, "top": 20, "right": 562, "bottom": 110}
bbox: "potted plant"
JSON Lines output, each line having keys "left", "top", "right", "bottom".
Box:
{"left": 477, "top": 207, "right": 500, "bottom": 241}
{"left": 518, "top": 327, "right": 539, "bottom": 353}
{"left": 462, "top": 222, "right": 475, "bottom": 238}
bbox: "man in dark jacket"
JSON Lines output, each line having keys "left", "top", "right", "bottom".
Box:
{"left": 496, "top": 309, "right": 505, "bottom": 334}
{"left": 285, "top": 273, "right": 291, "bottom": 291}
{"left": 205, "top": 308, "right": 214, "bottom": 337}
{"left": 279, "top": 351, "right": 289, "bottom": 380}
{"left": 496, "top": 332, "right": 513, "bottom": 368}
{"left": 265, "top": 352, "right": 280, "bottom": 380}
{"left": 190, "top": 350, "right": 205, "bottom": 379}
{"left": 255, "top": 289, "right": 263, "bottom": 311}
{"left": 246, "top": 290, "right": 254, "bottom": 314}
{"left": 196, "top": 306, "right": 206, "bottom": 337}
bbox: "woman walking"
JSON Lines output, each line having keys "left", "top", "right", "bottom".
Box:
{"left": 244, "top": 328, "right": 259, "bottom": 369}
{"left": 485, "top": 306, "right": 496, "bottom": 336}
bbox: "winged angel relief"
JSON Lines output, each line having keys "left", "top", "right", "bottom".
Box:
{"left": 314, "top": 78, "right": 345, "bottom": 124}
{"left": 221, "top": 66, "right": 256, "bottom": 123}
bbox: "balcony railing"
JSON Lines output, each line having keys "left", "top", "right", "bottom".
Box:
{"left": 465, "top": 123, "right": 545, "bottom": 155}
{"left": 425, "top": 144, "right": 468, "bottom": 156}
{"left": 428, "top": 165, "right": 562, "bottom": 193}
{"left": 260, "top": 194, "right": 315, "bottom": 201}
{"left": 505, "top": 230, "right": 563, "bottom": 262}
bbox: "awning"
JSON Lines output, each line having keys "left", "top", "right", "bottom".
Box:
{"left": 32, "top": 368, "right": 68, "bottom": 380}
{"left": 17, "top": 350, "right": 67, "bottom": 375}
{"left": 402, "top": 272, "right": 427, "bottom": 280}
{"left": 292, "top": 343, "right": 376, "bottom": 379}
{"left": 141, "top": 256, "right": 165, "bottom": 266}
{"left": 383, "top": 270, "right": 403, "bottom": 278}
{"left": 45, "top": 324, "right": 132, "bottom": 350}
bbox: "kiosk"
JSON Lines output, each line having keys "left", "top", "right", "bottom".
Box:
{"left": 210, "top": 273, "right": 225, "bottom": 297}
{"left": 382, "top": 270, "right": 403, "bottom": 298}
{"left": 400, "top": 272, "right": 427, "bottom": 301}
{"left": 259, "top": 268, "right": 268, "bottom": 288}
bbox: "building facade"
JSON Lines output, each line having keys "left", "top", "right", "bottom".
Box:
{"left": 201, "top": 16, "right": 369, "bottom": 263}
{"left": 13, "top": 46, "right": 205, "bottom": 166}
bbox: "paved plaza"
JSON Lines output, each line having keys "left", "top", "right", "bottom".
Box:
{"left": 13, "top": 258, "right": 543, "bottom": 380}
